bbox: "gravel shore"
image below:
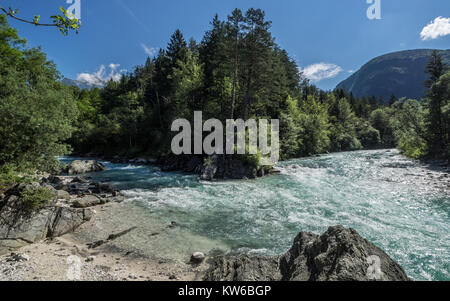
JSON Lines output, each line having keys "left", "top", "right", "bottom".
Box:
{"left": 0, "top": 202, "right": 209, "bottom": 281}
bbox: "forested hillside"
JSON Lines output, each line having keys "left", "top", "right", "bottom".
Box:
{"left": 1, "top": 9, "right": 449, "bottom": 178}
{"left": 336, "top": 49, "right": 450, "bottom": 101}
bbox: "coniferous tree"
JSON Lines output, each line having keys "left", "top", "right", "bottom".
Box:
{"left": 425, "top": 50, "right": 446, "bottom": 89}
{"left": 424, "top": 51, "right": 448, "bottom": 155}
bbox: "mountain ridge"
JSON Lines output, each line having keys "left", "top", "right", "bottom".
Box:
{"left": 62, "top": 78, "right": 105, "bottom": 90}
{"left": 336, "top": 49, "right": 450, "bottom": 102}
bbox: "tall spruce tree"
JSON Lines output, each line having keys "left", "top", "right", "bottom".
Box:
{"left": 424, "top": 51, "right": 448, "bottom": 155}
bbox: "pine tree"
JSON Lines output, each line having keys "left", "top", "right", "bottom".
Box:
{"left": 389, "top": 94, "right": 397, "bottom": 106}
{"left": 240, "top": 8, "right": 274, "bottom": 119}
{"left": 167, "top": 29, "right": 188, "bottom": 65}
{"left": 424, "top": 51, "right": 448, "bottom": 155}
{"left": 425, "top": 50, "right": 446, "bottom": 89}
{"left": 226, "top": 9, "right": 244, "bottom": 119}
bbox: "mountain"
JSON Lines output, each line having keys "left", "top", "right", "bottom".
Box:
{"left": 62, "top": 78, "right": 105, "bottom": 90}
{"left": 336, "top": 49, "right": 450, "bottom": 102}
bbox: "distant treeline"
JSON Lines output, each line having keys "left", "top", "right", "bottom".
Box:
{"left": 0, "top": 9, "right": 448, "bottom": 175}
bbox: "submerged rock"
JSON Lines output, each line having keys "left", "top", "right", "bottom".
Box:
{"left": 65, "top": 160, "right": 106, "bottom": 175}
{"left": 204, "top": 226, "right": 410, "bottom": 281}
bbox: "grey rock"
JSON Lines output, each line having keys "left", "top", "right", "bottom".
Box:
{"left": 71, "top": 176, "right": 89, "bottom": 183}
{"left": 204, "top": 226, "right": 410, "bottom": 281}
{"left": 72, "top": 195, "right": 105, "bottom": 208}
{"left": 55, "top": 190, "right": 71, "bottom": 201}
{"left": 85, "top": 256, "right": 96, "bottom": 262}
{"left": 134, "top": 158, "right": 148, "bottom": 165}
{"left": 47, "top": 207, "right": 93, "bottom": 237}
{"left": 0, "top": 201, "right": 92, "bottom": 252}
{"left": 190, "top": 252, "right": 206, "bottom": 264}
{"left": 65, "top": 160, "right": 106, "bottom": 175}
{"left": 6, "top": 253, "right": 30, "bottom": 262}
{"left": 48, "top": 175, "right": 64, "bottom": 185}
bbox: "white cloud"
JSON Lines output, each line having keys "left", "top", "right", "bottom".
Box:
{"left": 141, "top": 44, "right": 159, "bottom": 57}
{"left": 109, "top": 63, "right": 120, "bottom": 71}
{"left": 420, "top": 17, "right": 450, "bottom": 41}
{"left": 76, "top": 64, "right": 125, "bottom": 87}
{"left": 299, "top": 63, "right": 344, "bottom": 82}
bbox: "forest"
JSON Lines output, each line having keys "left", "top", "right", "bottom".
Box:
{"left": 0, "top": 8, "right": 449, "bottom": 176}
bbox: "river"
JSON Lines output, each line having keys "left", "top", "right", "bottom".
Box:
{"left": 61, "top": 149, "right": 449, "bottom": 281}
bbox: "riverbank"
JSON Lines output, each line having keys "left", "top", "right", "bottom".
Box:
{"left": 1, "top": 149, "right": 449, "bottom": 280}
{"left": 0, "top": 202, "right": 410, "bottom": 281}
{"left": 74, "top": 153, "right": 279, "bottom": 180}
{"left": 0, "top": 201, "right": 207, "bottom": 281}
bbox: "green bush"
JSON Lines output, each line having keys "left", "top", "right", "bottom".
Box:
{"left": 0, "top": 166, "right": 31, "bottom": 194}
{"left": 240, "top": 152, "right": 261, "bottom": 169}
{"left": 20, "top": 187, "right": 54, "bottom": 213}
{"left": 358, "top": 125, "right": 381, "bottom": 148}
{"left": 397, "top": 134, "right": 428, "bottom": 159}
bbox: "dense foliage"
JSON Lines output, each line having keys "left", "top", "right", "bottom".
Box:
{"left": 67, "top": 10, "right": 382, "bottom": 161}
{"left": 0, "top": 9, "right": 448, "bottom": 179}
{"left": 0, "top": 15, "right": 78, "bottom": 172}
{"left": 69, "top": 9, "right": 449, "bottom": 163}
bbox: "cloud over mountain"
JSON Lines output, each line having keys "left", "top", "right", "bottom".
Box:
{"left": 76, "top": 64, "right": 125, "bottom": 87}
{"left": 420, "top": 17, "right": 450, "bottom": 40}
{"left": 299, "top": 63, "right": 343, "bottom": 82}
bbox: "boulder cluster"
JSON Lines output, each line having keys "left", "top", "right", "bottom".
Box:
{"left": 0, "top": 161, "right": 123, "bottom": 254}
{"left": 204, "top": 226, "right": 410, "bottom": 281}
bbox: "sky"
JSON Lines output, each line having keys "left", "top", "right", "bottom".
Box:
{"left": 3, "top": 0, "right": 450, "bottom": 90}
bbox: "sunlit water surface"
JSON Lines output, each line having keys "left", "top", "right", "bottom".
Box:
{"left": 61, "top": 150, "right": 449, "bottom": 280}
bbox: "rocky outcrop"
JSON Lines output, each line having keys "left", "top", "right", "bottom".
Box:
{"left": 72, "top": 195, "right": 105, "bottom": 208}
{"left": 204, "top": 226, "right": 410, "bottom": 281}
{"left": 160, "top": 154, "right": 276, "bottom": 180}
{"left": 0, "top": 175, "right": 122, "bottom": 254}
{"left": 44, "top": 175, "right": 120, "bottom": 198}
{"left": 65, "top": 160, "right": 106, "bottom": 175}
{"left": 0, "top": 184, "right": 93, "bottom": 253}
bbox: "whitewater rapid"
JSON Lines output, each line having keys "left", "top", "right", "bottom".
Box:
{"left": 61, "top": 149, "right": 450, "bottom": 280}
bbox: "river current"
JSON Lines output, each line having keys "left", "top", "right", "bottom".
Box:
{"left": 61, "top": 149, "right": 449, "bottom": 280}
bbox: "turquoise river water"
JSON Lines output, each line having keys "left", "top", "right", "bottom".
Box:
{"left": 62, "top": 149, "right": 449, "bottom": 281}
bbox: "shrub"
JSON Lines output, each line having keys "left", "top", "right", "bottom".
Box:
{"left": 0, "top": 166, "right": 31, "bottom": 194}
{"left": 397, "top": 134, "right": 428, "bottom": 159}
{"left": 20, "top": 187, "right": 54, "bottom": 213}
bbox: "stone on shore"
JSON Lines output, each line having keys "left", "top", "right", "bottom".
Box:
{"left": 204, "top": 226, "right": 410, "bottom": 281}
{"left": 0, "top": 183, "right": 94, "bottom": 253}
{"left": 0, "top": 203, "right": 93, "bottom": 252}
{"left": 72, "top": 195, "right": 105, "bottom": 208}
{"left": 65, "top": 160, "right": 106, "bottom": 175}
{"left": 55, "top": 190, "right": 71, "bottom": 201}
{"left": 190, "top": 252, "right": 206, "bottom": 264}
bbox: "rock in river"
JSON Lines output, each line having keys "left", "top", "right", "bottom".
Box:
{"left": 204, "top": 226, "right": 410, "bottom": 281}
{"left": 65, "top": 160, "right": 106, "bottom": 175}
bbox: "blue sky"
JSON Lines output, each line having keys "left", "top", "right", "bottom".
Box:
{"left": 4, "top": 0, "right": 450, "bottom": 90}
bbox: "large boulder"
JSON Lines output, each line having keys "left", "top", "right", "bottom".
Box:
{"left": 204, "top": 226, "right": 410, "bottom": 281}
{"left": 72, "top": 195, "right": 106, "bottom": 208}
{"left": 65, "top": 160, "right": 106, "bottom": 175}
{"left": 0, "top": 184, "right": 93, "bottom": 254}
